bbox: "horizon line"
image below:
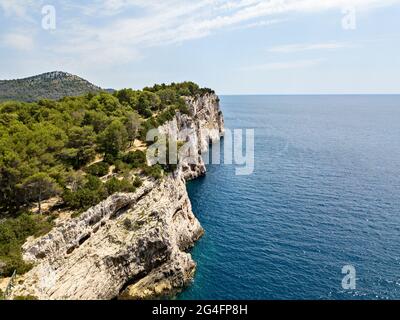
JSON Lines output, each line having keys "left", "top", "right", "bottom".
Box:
{"left": 218, "top": 93, "right": 400, "bottom": 96}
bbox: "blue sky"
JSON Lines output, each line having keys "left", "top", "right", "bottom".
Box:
{"left": 0, "top": 0, "right": 399, "bottom": 94}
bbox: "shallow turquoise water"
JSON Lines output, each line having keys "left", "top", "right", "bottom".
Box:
{"left": 178, "top": 95, "right": 400, "bottom": 300}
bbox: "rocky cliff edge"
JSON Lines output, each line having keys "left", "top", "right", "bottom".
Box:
{"left": 11, "top": 93, "right": 224, "bottom": 300}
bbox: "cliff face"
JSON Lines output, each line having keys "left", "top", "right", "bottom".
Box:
{"left": 158, "top": 93, "right": 224, "bottom": 180}
{"left": 11, "top": 93, "right": 224, "bottom": 300}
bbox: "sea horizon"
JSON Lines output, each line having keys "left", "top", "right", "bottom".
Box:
{"left": 220, "top": 93, "right": 400, "bottom": 96}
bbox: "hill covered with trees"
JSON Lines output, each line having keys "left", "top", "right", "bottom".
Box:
{"left": 0, "top": 72, "right": 102, "bottom": 102}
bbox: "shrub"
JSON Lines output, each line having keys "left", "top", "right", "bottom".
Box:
{"left": 0, "top": 213, "right": 54, "bottom": 276}
{"left": 132, "top": 176, "right": 143, "bottom": 188}
{"left": 141, "top": 108, "right": 153, "bottom": 118}
{"left": 62, "top": 175, "right": 107, "bottom": 211}
{"left": 177, "top": 100, "right": 190, "bottom": 115}
{"left": 63, "top": 188, "right": 106, "bottom": 212}
{"left": 105, "top": 178, "right": 135, "bottom": 195}
{"left": 103, "top": 153, "right": 117, "bottom": 165}
{"left": 138, "top": 119, "right": 156, "bottom": 141}
{"left": 114, "top": 160, "right": 130, "bottom": 175}
{"left": 63, "top": 174, "right": 139, "bottom": 215}
{"left": 156, "top": 89, "right": 179, "bottom": 106}
{"left": 142, "top": 164, "right": 163, "bottom": 180}
{"left": 13, "top": 295, "right": 38, "bottom": 300}
{"left": 85, "top": 162, "right": 109, "bottom": 177}
{"left": 156, "top": 107, "right": 176, "bottom": 125}
{"left": 122, "top": 150, "right": 147, "bottom": 169}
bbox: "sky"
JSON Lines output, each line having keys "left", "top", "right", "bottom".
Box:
{"left": 0, "top": 0, "right": 399, "bottom": 94}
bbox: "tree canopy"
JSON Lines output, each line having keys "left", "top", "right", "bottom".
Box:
{"left": 0, "top": 81, "right": 211, "bottom": 216}
{"left": 0, "top": 81, "right": 213, "bottom": 276}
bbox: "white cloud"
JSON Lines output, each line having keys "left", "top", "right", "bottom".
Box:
{"left": 63, "top": 0, "right": 181, "bottom": 17}
{"left": 0, "top": 0, "right": 28, "bottom": 17}
{"left": 58, "top": 0, "right": 399, "bottom": 56}
{"left": 2, "top": 0, "right": 400, "bottom": 67}
{"left": 242, "top": 58, "right": 324, "bottom": 71}
{"left": 268, "top": 42, "right": 355, "bottom": 53}
{"left": 230, "top": 18, "right": 287, "bottom": 30}
{"left": 0, "top": 0, "right": 42, "bottom": 20}
{"left": 2, "top": 33, "right": 34, "bottom": 51}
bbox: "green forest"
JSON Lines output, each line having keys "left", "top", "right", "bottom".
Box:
{"left": 0, "top": 82, "right": 214, "bottom": 277}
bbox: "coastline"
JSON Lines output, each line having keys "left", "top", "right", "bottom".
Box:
{"left": 9, "top": 93, "right": 224, "bottom": 300}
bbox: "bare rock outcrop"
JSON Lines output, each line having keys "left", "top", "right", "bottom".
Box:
{"left": 11, "top": 93, "right": 224, "bottom": 300}
{"left": 158, "top": 93, "right": 224, "bottom": 180}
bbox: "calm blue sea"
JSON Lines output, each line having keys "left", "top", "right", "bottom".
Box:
{"left": 178, "top": 95, "right": 400, "bottom": 300}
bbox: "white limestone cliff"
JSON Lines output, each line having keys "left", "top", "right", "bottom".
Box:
{"left": 11, "top": 93, "right": 224, "bottom": 300}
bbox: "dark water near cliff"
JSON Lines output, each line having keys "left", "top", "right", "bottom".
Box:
{"left": 178, "top": 95, "right": 400, "bottom": 300}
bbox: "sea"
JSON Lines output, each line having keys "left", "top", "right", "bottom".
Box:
{"left": 178, "top": 95, "right": 400, "bottom": 300}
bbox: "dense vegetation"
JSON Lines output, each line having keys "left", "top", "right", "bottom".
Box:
{"left": 0, "top": 71, "right": 102, "bottom": 102}
{"left": 0, "top": 80, "right": 211, "bottom": 277}
{"left": 0, "top": 213, "right": 54, "bottom": 276}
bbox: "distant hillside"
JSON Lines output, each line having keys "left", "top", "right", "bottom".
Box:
{"left": 0, "top": 71, "right": 103, "bottom": 102}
